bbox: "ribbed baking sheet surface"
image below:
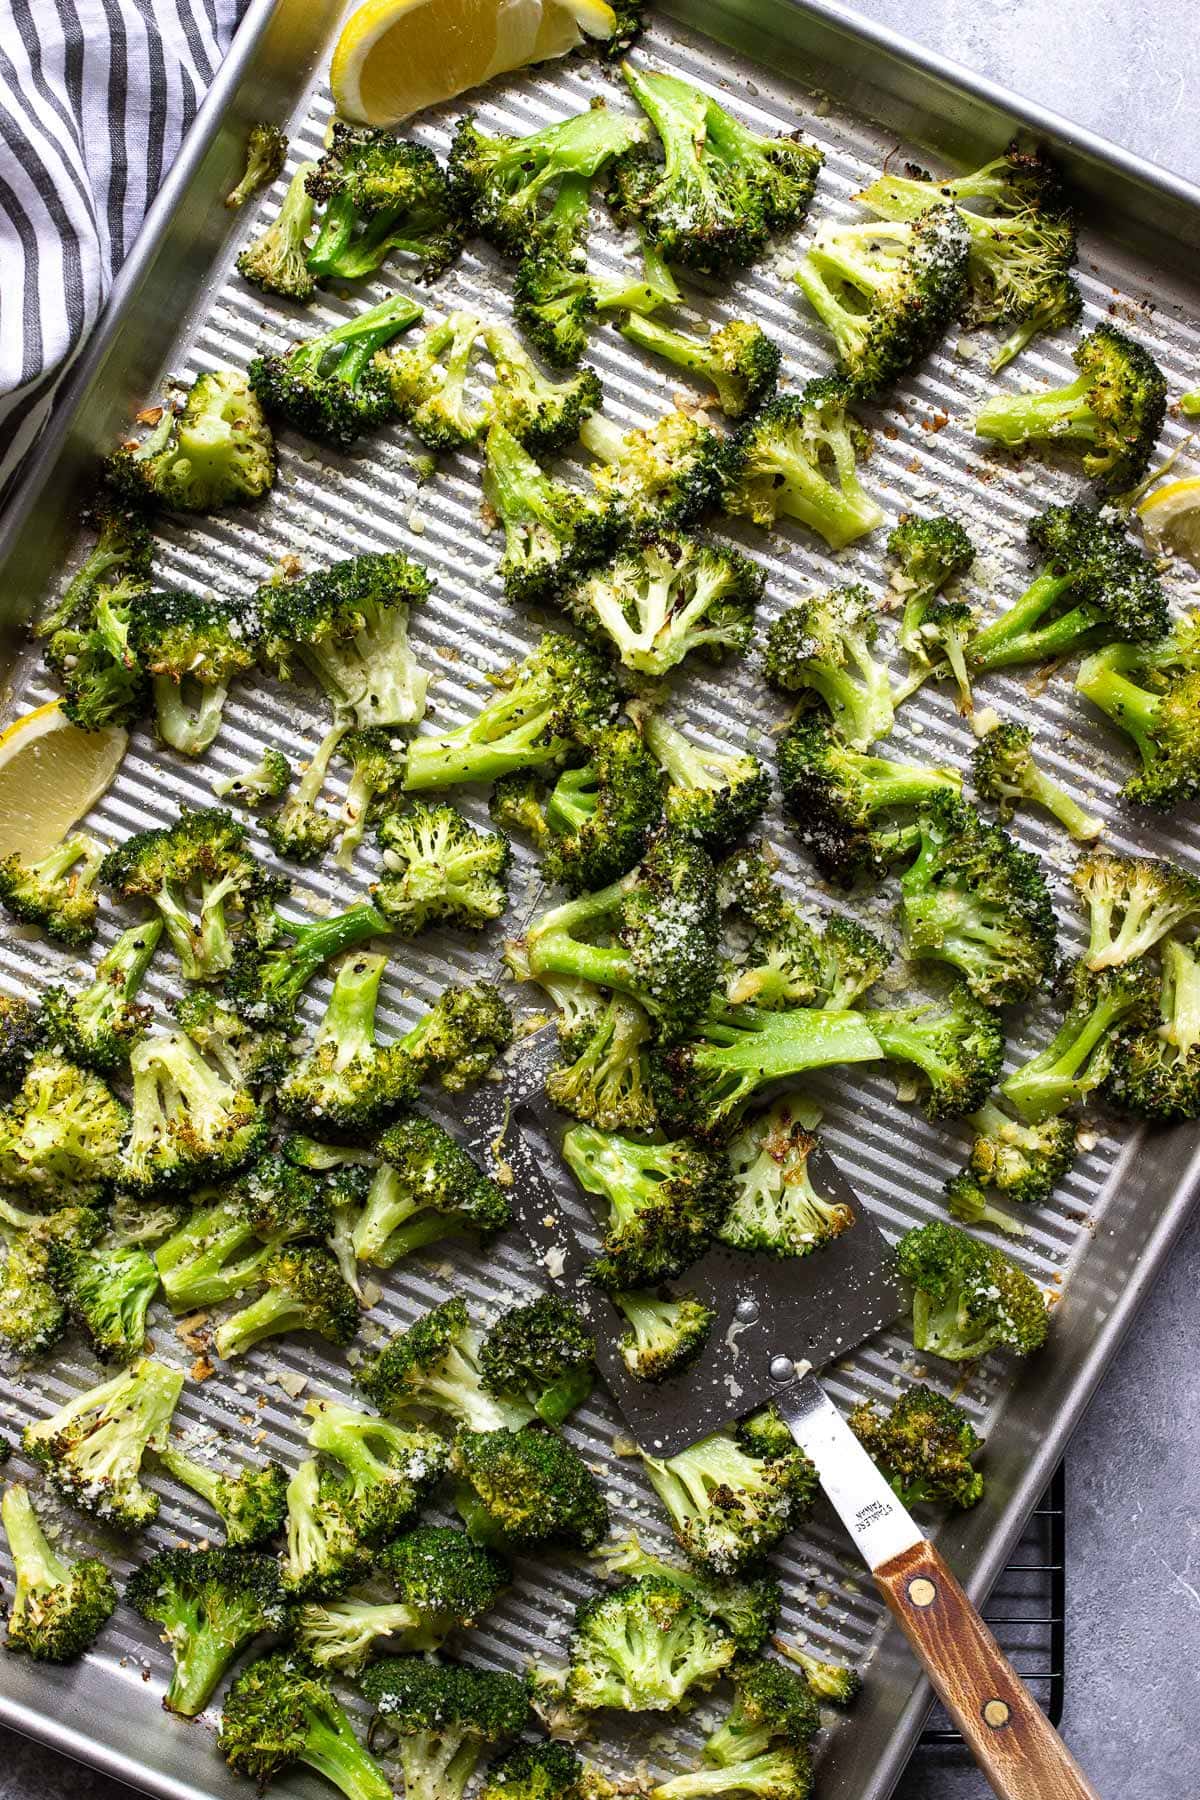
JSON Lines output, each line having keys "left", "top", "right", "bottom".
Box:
{"left": 2, "top": 8, "right": 1199, "bottom": 1790}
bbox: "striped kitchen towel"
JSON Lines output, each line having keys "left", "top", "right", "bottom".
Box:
{"left": 0, "top": 0, "right": 251, "bottom": 497}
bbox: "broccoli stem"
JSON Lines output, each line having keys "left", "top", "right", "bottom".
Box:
{"left": 2, "top": 1484, "right": 71, "bottom": 1596}
{"left": 578, "top": 413, "right": 627, "bottom": 467}
{"left": 966, "top": 571, "right": 1095, "bottom": 671}
{"left": 293, "top": 294, "right": 424, "bottom": 384}
{"left": 301, "top": 1702, "right": 394, "bottom": 1800}
{"left": 593, "top": 237, "right": 681, "bottom": 313}
{"left": 1020, "top": 760, "right": 1103, "bottom": 840}
{"left": 975, "top": 371, "right": 1095, "bottom": 448}
{"left": 71, "top": 921, "right": 162, "bottom": 1041}
{"left": 525, "top": 880, "right": 640, "bottom": 995}
{"left": 151, "top": 672, "right": 230, "bottom": 757}
{"left": 351, "top": 1168, "right": 450, "bottom": 1267}
{"left": 314, "top": 952, "right": 383, "bottom": 1075}
{"left": 156, "top": 1442, "right": 226, "bottom": 1511}
{"left": 403, "top": 696, "right": 564, "bottom": 791}
{"left": 213, "top": 1286, "right": 306, "bottom": 1359}
{"left": 640, "top": 713, "right": 717, "bottom": 794}
{"left": 1075, "top": 656, "right": 1160, "bottom": 771}
{"left": 243, "top": 902, "right": 390, "bottom": 1022}
{"left": 1002, "top": 987, "right": 1130, "bottom": 1122}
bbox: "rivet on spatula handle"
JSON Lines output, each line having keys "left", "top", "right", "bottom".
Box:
{"left": 874, "top": 1539, "right": 1101, "bottom": 1800}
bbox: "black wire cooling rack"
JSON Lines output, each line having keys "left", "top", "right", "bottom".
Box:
{"left": 920, "top": 1461, "right": 1066, "bottom": 1745}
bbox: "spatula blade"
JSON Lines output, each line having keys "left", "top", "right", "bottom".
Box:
{"left": 463, "top": 1028, "right": 904, "bottom": 1456}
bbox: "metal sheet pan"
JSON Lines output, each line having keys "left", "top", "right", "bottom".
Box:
{"left": 1, "top": 3, "right": 1199, "bottom": 1799}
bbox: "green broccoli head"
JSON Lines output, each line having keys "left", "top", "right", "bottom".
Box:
{"left": 279, "top": 1458, "right": 370, "bottom": 1601}
{"left": 42, "top": 576, "right": 151, "bottom": 732}
{"left": 618, "top": 314, "right": 781, "bottom": 418}
{"left": 23, "top": 1356, "right": 184, "bottom": 1530}
{"left": 451, "top": 1424, "right": 610, "bottom": 1552}
{"left": 156, "top": 1440, "right": 289, "bottom": 1548}
{"left": 565, "top": 1576, "right": 737, "bottom": 1712}
{"left": 236, "top": 160, "right": 317, "bottom": 300}
{"left": 1076, "top": 611, "right": 1200, "bottom": 813}
{"left": 567, "top": 534, "right": 762, "bottom": 677}
{"left": 47, "top": 1240, "right": 159, "bottom": 1365}
{"left": 305, "top": 124, "right": 461, "bottom": 282}
{"left": 449, "top": 105, "right": 645, "bottom": 257}
{"left": 563, "top": 1123, "right": 733, "bottom": 1289}
{"left": 1105, "top": 935, "right": 1200, "bottom": 1122}
{"left": 213, "top": 1246, "right": 359, "bottom": 1361}
{"left": 0, "top": 832, "right": 105, "bottom": 948}
{"left": 972, "top": 719, "right": 1104, "bottom": 840}
{"left": 478, "top": 1294, "right": 595, "bottom": 1426}
{"left": 219, "top": 1650, "right": 393, "bottom": 1800}
{"left": 41, "top": 920, "right": 162, "bottom": 1076}
{"left": 719, "top": 380, "right": 884, "bottom": 550}
{"left": 106, "top": 370, "right": 275, "bottom": 512}
{"left": 763, "top": 584, "right": 895, "bottom": 749}
{"left": 126, "top": 1545, "right": 288, "bottom": 1716}
{"left": 721, "top": 1095, "right": 854, "bottom": 1258}
{"left": 373, "top": 803, "right": 510, "bottom": 934}
{"left": 580, "top": 409, "right": 725, "bottom": 533}
{"left": 596, "top": 1532, "right": 781, "bottom": 1656}
{"left": 226, "top": 122, "right": 287, "bottom": 209}
{"left": 641, "top": 1413, "right": 817, "bottom": 1576}
{"left": 482, "top": 423, "right": 620, "bottom": 607}
{"left": 249, "top": 290, "right": 423, "bottom": 446}
{"left": 965, "top": 1101, "right": 1078, "bottom": 1205}
{"left": 356, "top": 1296, "right": 532, "bottom": 1433}
{"left": 639, "top": 711, "right": 767, "bottom": 856}
{"left": 396, "top": 981, "right": 514, "bottom": 1093}
{"left": 975, "top": 321, "right": 1167, "bottom": 490}
{"left": 360, "top": 1656, "right": 530, "bottom": 1800}
{"left": 304, "top": 1396, "right": 448, "bottom": 1541}
{"left": 132, "top": 584, "right": 260, "bottom": 756}
{"left": 897, "top": 1219, "right": 1048, "bottom": 1361}
{"left": 0, "top": 1052, "right": 129, "bottom": 1204}
{"left": 275, "top": 951, "right": 419, "bottom": 1138}
{"left": 0, "top": 993, "right": 45, "bottom": 1088}
{"left": 126, "top": 1028, "right": 269, "bottom": 1195}
{"left": 1002, "top": 956, "right": 1158, "bottom": 1123}
{"left": 352, "top": 1111, "right": 510, "bottom": 1269}
{"left": 545, "top": 990, "right": 659, "bottom": 1135}
{"left": 1071, "top": 851, "right": 1200, "bottom": 971}
{"left": 541, "top": 723, "right": 664, "bottom": 894}
{"left": 484, "top": 324, "right": 602, "bottom": 454}
{"left": 611, "top": 1287, "right": 715, "bottom": 1382}
{"left": 850, "top": 1383, "right": 984, "bottom": 1508}
{"left": 378, "top": 312, "right": 488, "bottom": 452}
{"left": 1, "top": 1484, "right": 116, "bottom": 1662}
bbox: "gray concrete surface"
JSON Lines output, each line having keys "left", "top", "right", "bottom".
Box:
{"left": 2, "top": 4, "right": 1199, "bottom": 1800}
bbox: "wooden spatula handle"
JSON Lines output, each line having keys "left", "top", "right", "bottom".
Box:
{"left": 874, "top": 1539, "right": 1100, "bottom": 1800}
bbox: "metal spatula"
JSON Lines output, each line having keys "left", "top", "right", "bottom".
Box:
{"left": 461, "top": 1027, "right": 1100, "bottom": 1800}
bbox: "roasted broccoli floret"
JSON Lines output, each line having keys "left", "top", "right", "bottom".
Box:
{"left": 451, "top": 104, "right": 645, "bottom": 255}
{"left": 0, "top": 832, "right": 104, "bottom": 947}
{"left": 477, "top": 1741, "right": 609, "bottom": 1800}
{"left": 774, "top": 1640, "right": 862, "bottom": 1704}
{"left": 351, "top": 1112, "right": 509, "bottom": 1269}
{"left": 403, "top": 632, "right": 618, "bottom": 792}
{"left": 373, "top": 803, "right": 510, "bottom": 934}
{"left": 963, "top": 1101, "right": 1078, "bottom": 1205}
{"left": 390, "top": 981, "right": 514, "bottom": 1093}
{"left": 36, "top": 498, "right": 155, "bottom": 642}
{"left": 261, "top": 549, "right": 433, "bottom": 728}
{"left": 0, "top": 993, "right": 44, "bottom": 1088}
{"left": 565, "top": 1576, "right": 737, "bottom": 1713}
{"left": 133, "top": 584, "right": 260, "bottom": 756}
{"left": 478, "top": 1295, "right": 594, "bottom": 1427}
{"left": 511, "top": 235, "right": 678, "bottom": 369}
{"left": 219, "top": 1650, "right": 393, "bottom": 1800}
{"left": 641, "top": 1413, "right": 817, "bottom": 1575}
{"left": 23, "top": 1356, "right": 183, "bottom": 1529}
{"left": 763, "top": 585, "right": 895, "bottom": 749}
{"left": 42, "top": 574, "right": 150, "bottom": 732}
{"left": 1001, "top": 957, "right": 1157, "bottom": 1122}
{"left": 611, "top": 1288, "right": 715, "bottom": 1381}
{"left": 523, "top": 830, "right": 720, "bottom": 1044}
{"left": 975, "top": 321, "right": 1167, "bottom": 490}
{"left": 329, "top": 726, "right": 406, "bottom": 870}
{"left": 653, "top": 1657, "right": 819, "bottom": 1800}
{"left": 1071, "top": 851, "right": 1200, "bottom": 970}
{"left": 236, "top": 160, "right": 317, "bottom": 300}
{"left": 1, "top": 1483, "right": 116, "bottom": 1662}
{"left": 966, "top": 502, "right": 1167, "bottom": 675}
{"left": 248, "top": 290, "right": 423, "bottom": 446}
{"left": 581, "top": 408, "right": 724, "bottom": 532}
{"left": 656, "top": 985, "right": 1001, "bottom": 1142}
{"left": 276, "top": 950, "right": 420, "bottom": 1137}
{"left": 293, "top": 1525, "right": 508, "bottom": 1673}
{"left": 0, "top": 1052, "right": 129, "bottom": 1204}
{"left": 563, "top": 1123, "right": 731, "bottom": 1289}
{"left": 214, "top": 747, "right": 293, "bottom": 808}
{"left": 106, "top": 370, "right": 275, "bottom": 512}
{"left": 47, "top": 1240, "right": 158, "bottom": 1364}
{"left": 451, "top": 1425, "right": 610, "bottom": 1552}
{"left": 361, "top": 1656, "right": 529, "bottom": 1800}
{"left": 100, "top": 805, "right": 285, "bottom": 982}
{"left": 126, "top": 1546, "right": 287, "bottom": 1716}
{"left": 719, "top": 380, "right": 883, "bottom": 550}
{"left": 41, "top": 920, "right": 162, "bottom": 1074}
{"left": 619, "top": 314, "right": 781, "bottom": 419}
{"left": 898, "top": 797, "right": 1057, "bottom": 1006}
{"left": 888, "top": 513, "right": 977, "bottom": 710}
{"left": 126, "top": 1028, "right": 268, "bottom": 1195}
{"left": 356, "top": 1296, "right": 532, "bottom": 1432}
{"left": 171, "top": 988, "right": 291, "bottom": 1090}
{"left": 305, "top": 1396, "right": 447, "bottom": 1541}
{"left": 597, "top": 1532, "right": 780, "bottom": 1655}
{"left": 545, "top": 990, "right": 658, "bottom": 1133}
{"left": 377, "top": 312, "right": 488, "bottom": 452}
{"left": 715, "top": 854, "right": 824, "bottom": 1012}
{"left": 482, "top": 423, "right": 619, "bottom": 607}
{"left": 1098, "top": 933, "right": 1199, "bottom": 1120}
{"left": 610, "top": 67, "right": 820, "bottom": 273}
{"left": 720, "top": 1095, "right": 854, "bottom": 1257}
{"left": 0, "top": 1197, "right": 102, "bottom": 1358}
{"left": 280, "top": 1458, "right": 369, "bottom": 1600}
{"left": 154, "top": 1151, "right": 331, "bottom": 1308}
{"left": 973, "top": 720, "right": 1104, "bottom": 839}
{"left": 856, "top": 143, "right": 1078, "bottom": 370}
{"left": 226, "top": 122, "right": 287, "bottom": 209}
{"left": 777, "top": 720, "right": 960, "bottom": 886}
{"left": 898, "top": 1219, "right": 1048, "bottom": 1360}
{"left": 213, "top": 1246, "right": 359, "bottom": 1361}
{"left": 262, "top": 724, "right": 346, "bottom": 866}
{"left": 157, "top": 1440, "right": 289, "bottom": 1547}
{"left": 1076, "top": 611, "right": 1200, "bottom": 811}
{"left": 566, "top": 533, "right": 761, "bottom": 676}
{"left": 796, "top": 205, "right": 969, "bottom": 396}
{"left": 484, "top": 324, "right": 602, "bottom": 454}
{"left": 306, "top": 124, "right": 460, "bottom": 281}
{"left": 539, "top": 722, "right": 663, "bottom": 893}
{"left": 850, "top": 1383, "right": 984, "bottom": 1508}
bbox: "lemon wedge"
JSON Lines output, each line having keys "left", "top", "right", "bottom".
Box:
{"left": 0, "top": 702, "right": 126, "bottom": 863}
{"left": 1138, "top": 477, "right": 1200, "bottom": 567}
{"left": 331, "top": 0, "right": 621, "bottom": 127}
